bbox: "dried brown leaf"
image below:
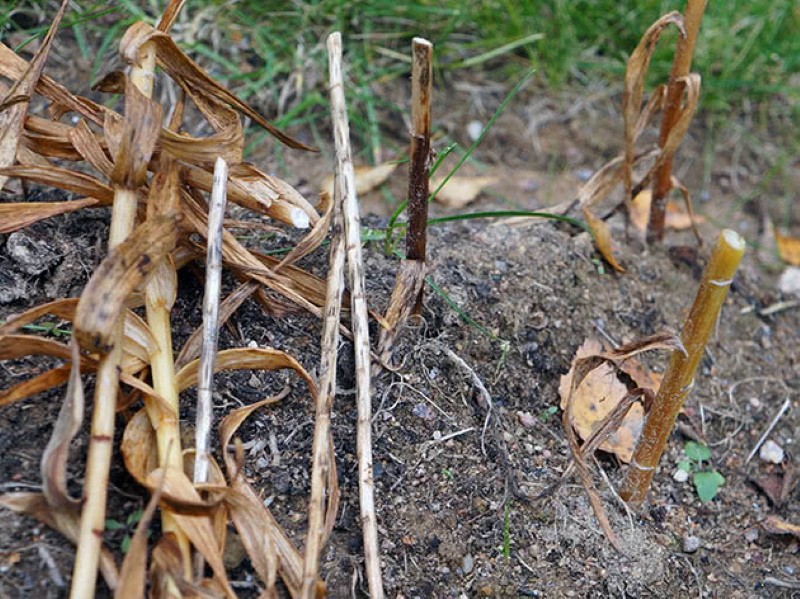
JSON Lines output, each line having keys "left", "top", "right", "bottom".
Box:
{"left": 583, "top": 208, "right": 625, "bottom": 272}
{"left": 75, "top": 215, "right": 178, "bottom": 353}
{"left": 0, "top": 0, "right": 69, "bottom": 190}
{"left": 431, "top": 175, "right": 497, "bottom": 209}
{"left": 776, "top": 230, "right": 800, "bottom": 266}
{"left": 0, "top": 198, "right": 97, "bottom": 234}
{"left": 69, "top": 119, "right": 114, "bottom": 178}
{"left": 763, "top": 515, "right": 800, "bottom": 539}
{"left": 0, "top": 165, "right": 114, "bottom": 203}
{"left": 322, "top": 162, "right": 398, "bottom": 197}
{"left": 623, "top": 12, "right": 684, "bottom": 201}
{"left": 41, "top": 339, "right": 83, "bottom": 510}
{"left": 275, "top": 191, "right": 333, "bottom": 272}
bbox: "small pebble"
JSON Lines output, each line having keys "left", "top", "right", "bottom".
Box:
{"left": 248, "top": 374, "right": 261, "bottom": 388}
{"left": 462, "top": 554, "right": 474, "bottom": 575}
{"left": 759, "top": 440, "right": 785, "bottom": 464}
{"left": 247, "top": 340, "right": 258, "bottom": 348}
{"left": 778, "top": 267, "right": 800, "bottom": 296}
{"left": 517, "top": 411, "right": 536, "bottom": 428}
{"left": 683, "top": 535, "right": 701, "bottom": 553}
{"left": 432, "top": 430, "right": 442, "bottom": 441}
{"left": 744, "top": 528, "right": 758, "bottom": 543}
{"left": 466, "top": 120, "right": 483, "bottom": 141}
{"left": 673, "top": 468, "right": 690, "bottom": 483}
{"left": 748, "top": 397, "right": 761, "bottom": 409}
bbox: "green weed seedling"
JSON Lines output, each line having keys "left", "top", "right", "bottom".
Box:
{"left": 105, "top": 508, "right": 148, "bottom": 554}
{"left": 678, "top": 441, "right": 725, "bottom": 503}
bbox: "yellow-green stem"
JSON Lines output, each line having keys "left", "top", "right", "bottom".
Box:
{"left": 620, "top": 229, "right": 745, "bottom": 504}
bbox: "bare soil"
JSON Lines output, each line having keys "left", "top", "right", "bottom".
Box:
{"left": 1, "top": 26, "right": 799, "bottom": 599}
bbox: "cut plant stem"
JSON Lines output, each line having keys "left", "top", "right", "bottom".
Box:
{"left": 194, "top": 157, "right": 227, "bottom": 485}
{"left": 326, "top": 32, "right": 385, "bottom": 599}
{"left": 405, "top": 38, "right": 433, "bottom": 265}
{"left": 647, "top": 0, "right": 707, "bottom": 242}
{"left": 620, "top": 229, "right": 745, "bottom": 504}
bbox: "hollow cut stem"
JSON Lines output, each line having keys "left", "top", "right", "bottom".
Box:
{"left": 620, "top": 229, "right": 745, "bottom": 504}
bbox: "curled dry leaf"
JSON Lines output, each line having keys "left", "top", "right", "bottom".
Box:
{"left": 559, "top": 339, "right": 644, "bottom": 462}
{"left": 0, "top": 165, "right": 115, "bottom": 203}
{"left": 0, "top": 0, "right": 69, "bottom": 191}
{"left": 623, "top": 11, "right": 684, "bottom": 200}
{"left": 431, "top": 175, "right": 498, "bottom": 209}
{"left": 75, "top": 215, "right": 178, "bottom": 353}
{"left": 322, "top": 161, "right": 398, "bottom": 198}
{"left": 631, "top": 190, "right": 705, "bottom": 235}
{"left": 582, "top": 208, "right": 625, "bottom": 273}
{"left": 41, "top": 340, "right": 83, "bottom": 510}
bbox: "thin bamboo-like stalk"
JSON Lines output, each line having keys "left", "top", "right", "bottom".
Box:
{"left": 326, "top": 32, "right": 385, "bottom": 599}
{"left": 301, "top": 189, "right": 346, "bottom": 595}
{"left": 619, "top": 229, "right": 745, "bottom": 504}
{"left": 647, "top": 0, "right": 707, "bottom": 242}
{"left": 71, "top": 38, "right": 168, "bottom": 597}
{"left": 194, "top": 157, "right": 228, "bottom": 486}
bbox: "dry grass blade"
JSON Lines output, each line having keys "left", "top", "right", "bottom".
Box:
{"left": 75, "top": 215, "right": 178, "bottom": 353}
{"left": 176, "top": 347, "right": 316, "bottom": 393}
{"left": 69, "top": 119, "right": 114, "bottom": 177}
{"left": 114, "top": 470, "right": 165, "bottom": 599}
{"left": 302, "top": 172, "right": 346, "bottom": 596}
{"left": 0, "top": 0, "right": 68, "bottom": 191}
{"left": 623, "top": 12, "right": 684, "bottom": 201}
{"left": 0, "top": 165, "right": 115, "bottom": 203}
{"left": 0, "top": 365, "right": 72, "bottom": 408}
{"left": 0, "top": 493, "right": 119, "bottom": 590}
{"left": 0, "top": 198, "right": 98, "bottom": 234}
{"left": 41, "top": 340, "right": 84, "bottom": 510}
{"left": 275, "top": 191, "right": 333, "bottom": 272}
{"left": 195, "top": 157, "right": 228, "bottom": 487}
{"left": 327, "top": 31, "right": 385, "bottom": 598}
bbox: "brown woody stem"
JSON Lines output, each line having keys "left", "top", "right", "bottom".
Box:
{"left": 647, "top": 0, "right": 706, "bottom": 242}
{"left": 620, "top": 229, "right": 745, "bottom": 504}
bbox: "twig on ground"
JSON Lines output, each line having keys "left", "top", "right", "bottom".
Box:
{"left": 443, "top": 347, "right": 492, "bottom": 457}
{"left": 746, "top": 398, "right": 791, "bottom": 463}
{"left": 194, "top": 156, "right": 228, "bottom": 485}
{"left": 326, "top": 32, "right": 384, "bottom": 599}
{"left": 301, "top": 140, "right": 347, "bottom": 597}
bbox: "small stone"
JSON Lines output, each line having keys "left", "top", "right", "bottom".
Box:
{"left": 517, "top": 411, "right": 536, "bottom": 428}
{"left": 433, "top": 430, "right": 442, "bottom": 441}
{"left": 744, "top": 528, "right": 758, "bottom": 543}
{"left": 683, "top": 535, "right": 701, "bottom": 553}
{"left": 673, "top": 468, "right": 690, "bottom": 483}
{"left": 6, "top": 230, "right": 62, "bottom": 275}
{"left": 462, "top": 554, "right": 474, "bottom": 574}
{"left": 247, "top": 340, "right": 258, "bottom": 348}
{"left": 466, "top": 120, "right": 483, "bottom": 141}
{"left": 248, "top": 374, "right": 261, "bottom": 388}
{"left": 778, "top": 267, "right": 800, "bottom": 296}
{"left": 759, "top": 440, "right": 784, "bottom": 464}
{"left": 749, "top": 397, "right": 761, "bottom": 409}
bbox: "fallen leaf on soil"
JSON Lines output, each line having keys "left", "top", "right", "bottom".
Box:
{"left": 430, "top": 175, "right": 497, "bottom": 209}
{"left": 0, "top": 199, "right": 98, "bottom": 234}
{"left": 559, "top": 338, "right": 662, "bottom": 463}
{"left": 776, "top": 230, "right": 800, "bottom": 266}
{"left": 582, "top": 208, "right": 625, "bottom": 273}
{"left": 322, "top": 161, "right": 398, "bottom": 197}
{"left": 762, "top": 515, "right": 800, "bottom": 539}
{"left": 630, "top": 188, "right": 652, "bottom": 233}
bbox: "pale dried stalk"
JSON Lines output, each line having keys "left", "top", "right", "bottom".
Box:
{"left": 326, "top": 32, "right": 384, "bottom": 599}
{"left": 194, "top": 156, "right": 228, "bottom": 486}
{"left": 301, "top": 179, "right": 346, "bottom": 594}
{"left": 71, "top": 36, "right": 172, "bottom": 596}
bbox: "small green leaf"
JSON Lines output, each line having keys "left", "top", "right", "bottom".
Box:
{"left": 121, "top": 535, "right": 132, "bottom": 554}
{"left": 677, "top": 460, "right": 693, "bottom": 473}
{"left": 105, "top": 519, "right": 125, "bottom": 531}
{"left": 693, "top": 470, "right": 725, "bottom": 503}
{"left": 539, "top": 406, "right": 558, "bottom": 421}
{"left": 684, "top": 441, "right": 711, "bottom": 463}
{"left": 126, "top": 508, "right": 144, "bottom": 526}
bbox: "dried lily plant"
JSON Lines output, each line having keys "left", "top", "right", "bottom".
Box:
{"left": 0, "top": 0, "right": 362, "bottom": 595}
{"left": 562, "top": 2, "right": 706, "bottom": 270}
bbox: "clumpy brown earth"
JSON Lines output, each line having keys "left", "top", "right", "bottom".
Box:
{"left": 1, "top": 26, "right": 799, "bottom": 599}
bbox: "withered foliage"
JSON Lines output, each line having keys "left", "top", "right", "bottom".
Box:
{"left": 0, "top": 0, "right": 344, "bottom": 595}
